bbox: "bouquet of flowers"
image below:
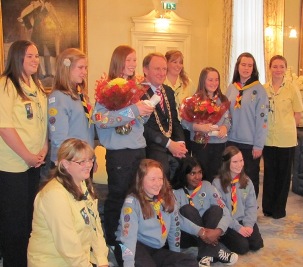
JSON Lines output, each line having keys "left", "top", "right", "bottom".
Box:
{"left": 95, "top": 75, "right": 147, "bottom": 134}
{"left": 180, "top": 92, "right": 230, "bottom": 144}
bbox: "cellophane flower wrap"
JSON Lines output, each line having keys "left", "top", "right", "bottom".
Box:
{"left": 180, "top": 92, "right": 230, "bottom": 144}
{"left": 95, "top": 75, "right": 146, "bottom": 110}
{"left": 95, "top": 74, "right": 147, "bottom": 134}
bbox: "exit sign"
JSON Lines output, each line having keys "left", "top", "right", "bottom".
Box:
{"left": 163, "top": 2, "right": 176, "bottom": 10}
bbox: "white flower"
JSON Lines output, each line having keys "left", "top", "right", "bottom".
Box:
{"left": 285, "top": 68, "right": 303, "bottom": 90}
{"left": 63, "top": 58, "right": 71, "bottom": 67}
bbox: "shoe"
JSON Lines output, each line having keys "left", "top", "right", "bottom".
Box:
{"left": 215, "top": 249, "right": 238, "bottom": 265}
{"left": 198, "top": 256, "right": 213, "bottom": 267}
{"left": 263, "top": 212, "right": 272, "bottom": 217}
{"left": 272, "top": 214, "right": 286, "bottom": 219}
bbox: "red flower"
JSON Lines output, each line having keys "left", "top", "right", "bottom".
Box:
{"left": 180, "top": 92, "right": 230, "bottom": 125}
{"left": 95, "top": 76, "right": 147, "bottom": 110}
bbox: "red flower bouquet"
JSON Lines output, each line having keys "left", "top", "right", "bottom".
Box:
{"left": 180, "top": 92, "right": 230, "bottom": 144}
{"left": 95, "top": 76, "right": 146, "bottom": 110}
{"left": 95, "top": 75, "right": 147, "bottom": 135}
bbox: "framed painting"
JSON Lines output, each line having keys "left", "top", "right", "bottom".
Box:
{"left": 300, "top": 0, "right": 303, "bottom": 75}
{"left": 0, "top": 0, "right": 86, "bottom": 88}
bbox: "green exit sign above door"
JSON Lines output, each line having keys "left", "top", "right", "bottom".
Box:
{"left": 163, "top": 2, "right": 176, "bottom": 10}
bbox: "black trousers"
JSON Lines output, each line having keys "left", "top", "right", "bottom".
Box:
{"left": 104, "top": 148, "right": 145, "bottom": 245}
{"left": 184, "top": 129, "right": 192, "bottom": 156}
{"left": 220, "top": 223, "right": 264, "bottom": 255}
{"left": 227, "top": 142, "right": 261, "bottom": 198}
{"left": 115, "top": 241, "right": 198, "bottom": 267}
{"left": 262, "top": 146, "right": 295, "bottom": 218}
{"left": 192, "top": 142, "right": 226, "bottom": 183}
{"left": 179, "top": 204, "right": 224, "bottom": 258}
{"left": 0, "top": 168, "right": 40, "bottom": 267}
{"left": 146, "top": 149, "right": 180, "bottom": 181}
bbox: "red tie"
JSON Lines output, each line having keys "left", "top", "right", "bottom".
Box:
{"left": 155, "top": 86, "right": 164, "bottom": 111}
{"left": 231, "top": 175, "right": 239, "bottom": 215}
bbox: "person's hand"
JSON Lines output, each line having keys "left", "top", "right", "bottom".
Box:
{"left": 167, "top": 141, "right": 187, "bottom": 158}
{"left": 217, "top": 125, "right": 227, "bottom": 138}
{"left": 193, "top": 123, "right": 213, "bottom": 133}
{"left": 252, "top": 148, "right": 262, "bottom": 159}
{"left": 37, "top": 147, "right": 47, "bottom": 162}
{"left": 26, "top": 153, "right": 45, "bottom": 168}
{"left": 136, "top": 101, "right": 154, "bottom": 116}
{"left": 93, "top": 161, "right": 98, "bottom": 173}
{"left": 238, "top": 226, "right": 253, "bottom": 237}
{"left": 204, "top": 228, "right": 222, "bottom": 245}
{"left": 199, "top": 228, "right": 222, "bottom": 245}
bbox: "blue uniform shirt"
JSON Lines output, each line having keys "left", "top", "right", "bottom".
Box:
{"left": 116, "top": 195, "right": 181, "bottom": 267}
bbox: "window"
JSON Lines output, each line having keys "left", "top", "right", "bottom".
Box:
{"left": 229, "top": 0, "right": 265, "bottom": 84}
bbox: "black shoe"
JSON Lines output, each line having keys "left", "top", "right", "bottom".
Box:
{"left": 214, "top": 249, "right": 238, "bottom": 265}
{"left": 198, "top": 256, "right": 213, "bottom": 267}
{"left": 272, "top": 214, "right": 286, "bottom": 219}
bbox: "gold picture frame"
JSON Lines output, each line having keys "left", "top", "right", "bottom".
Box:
{"left": 299, "top": 0, "right": 303, "bottom": 75}
{"left": 0, "top": 0, "right": 86, "bottom": 87}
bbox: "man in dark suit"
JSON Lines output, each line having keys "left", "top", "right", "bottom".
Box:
{"left": 142, "top": 52, "right": 187, "bottom": 179}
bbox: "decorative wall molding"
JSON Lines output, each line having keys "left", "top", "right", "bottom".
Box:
{"left": 131, "top": 10, "right": 192, "bottom": 74}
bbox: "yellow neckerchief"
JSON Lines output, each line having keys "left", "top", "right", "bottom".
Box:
{"left": 21, "top": 78, "right": 45, "bottom": 123}
{"left": 77, "top": 85, "right": 93, "bottom": 127}
{"left": 231, "top": 175, "right": 240, "bottom": 215}
{"left": 183, "top": 181, "right": 202, "bottom": 206}
{"left": 147, "top": 196, "right": 167, "bottom": 239}
{"left": 234, "top": 81, "right": 260, "bottom": 109}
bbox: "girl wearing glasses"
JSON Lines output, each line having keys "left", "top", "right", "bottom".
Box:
{"left": 28, "top": 138, "right": 108, "bottom": 267}
{"left": 171, "top": 156, "right": 238, "bottom": 267}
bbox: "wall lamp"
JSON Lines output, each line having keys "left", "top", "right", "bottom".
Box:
{"left": 265, "top": 25, "right": 298, "bottom": 38}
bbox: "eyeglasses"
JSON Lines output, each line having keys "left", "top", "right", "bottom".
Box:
{"left": 70, "top": 158, "right": 94, "bottom": 166}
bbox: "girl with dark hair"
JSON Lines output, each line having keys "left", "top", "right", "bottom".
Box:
{"left": 172, "top": 157, "right": 238, "bottom": 267}
{"left": 28, "top": 138, "right": 109, "bottom": 267}
{"left": 212, "top": 146, "right": 264, "bottom": 255}
{"left": 115, "top": 159, "right": 198, "bottom": 267}
{"left": 18, "top": 0, "right": 62, "bottom": 77}
{"left": 181, "top": 67, "right": 231, "bottom": 183}
{"left": 0, "top": 40, "right": 48, "bottom": 267}
{"left": 226, "top": 52, "right": 269, "bottom": 198}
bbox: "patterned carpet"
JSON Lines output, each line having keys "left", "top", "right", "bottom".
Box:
{"left": 209, "top": 190, "right": 303, "bottom": 267}
{"left": 181, "top": 190, "right": 303, "bottom": 267}
{"left": 98, "top": 182, "right": 303, "bottom": 267}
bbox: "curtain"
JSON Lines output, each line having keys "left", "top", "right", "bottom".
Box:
{"left": 263, "top": 0, "right": 285, "bottom": 80}
{"left": 229, "top": 0, "right": 266, "bottom": 84}
{"left": 222, "top": 0, "right": 233, "bottom": 91}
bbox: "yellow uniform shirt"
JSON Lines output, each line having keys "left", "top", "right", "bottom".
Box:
{"left": 264, "top": 79, "right": 303, "bottom": 147}
{"left": 0, "top": 77, "right": 47, "bottom": 172}
{"left": 164, "top": 76, "right": 196, "bottom": 119}
{"left": 28, "top": 179, "right": 109, "bottom": 267}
